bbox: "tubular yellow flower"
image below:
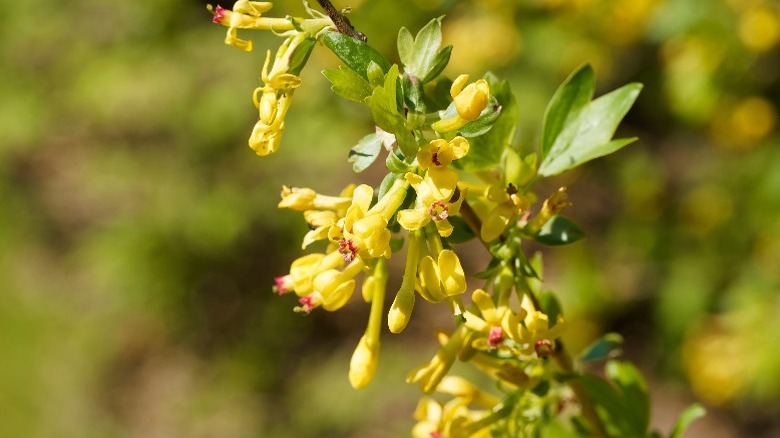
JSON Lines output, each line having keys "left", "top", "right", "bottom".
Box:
{"left": 278, "top": 185, "right": 352, "bottom": 211}
{"left": 208, "top": 2, "right": 295, "bottom": 52}
{"left": 286, "top": 251, "right": 345, "bottom": 297}
{"left": 397, "top": 173, "right": 466, "bottom": 237}
{"left": 350, "top": 259, "right": 387, "bottom": 389}
{"left": 407, "top": 325, "right": 468, "bottom": 393}
{"left": 301, "top": 210, "right": 338, "bottom": 249}
{"left": 418, "top": 250, "right": 467, "bottom": 303}
{"left": 525, "top": 187, "right": 571, "bottom": 234}
{"left": 432, "top": 75, "right": 491, "bottom": 132}
{"left": 388, "top": 229, "right": 423, "bottom": 333}
{"left": 480, "top": 183, "right": 531, "bottom": 242}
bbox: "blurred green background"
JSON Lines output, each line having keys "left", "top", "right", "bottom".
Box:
{"left": 1, "top": 0, "right": 778, "bottom": 436}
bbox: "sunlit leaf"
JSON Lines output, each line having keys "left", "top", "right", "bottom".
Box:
{"left": 321, "top": 31, "right": 391, "bottom": 80}
{"left": 322, "top": 65, "right": 372, "bottom": 103}
{"left": 541, "top": 65, "right": 595, "bottom": 159}
{"left": 533, "top": 215, "right": 585, "bottom": 246}
{"left": 369, "top": 65, "right": 418, "bottom": 158}
{"left": 579, "top": 333, "right": 624, "bottom": 363}
{"left": 349, "top": 131, "right": 393, "bottom": 172}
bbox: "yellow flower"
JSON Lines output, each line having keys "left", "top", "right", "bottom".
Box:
{"left": 478, "top": 181, "right": 531, "bottom": 242}
{"left": 349, "top": 334, "right": 379, "bottom": 389}
{"left": 463, "top": 289, "right": 528, "bottom": 352}
{"left": 432, "top": 75, "right": 491, "bottom": 132}
{"left": 301, "top": 210, "right": 338, "bottom": 249}
{"left": 208, "top": 2, "right": 294, "bottom": 52}
{"left": 525, "top": 187, "right": 571, "bottom": 234}
{"left": 278, "top": 185, "right": 352, "bottom": 211}
{"left": 248, "top": 33, "right": 314, "bottom": 156}
{"left": 504, "top": 295, "right": 567, "bottom": 357}
{"left": 417, "top": 250, "right": 467, "bottom": 303}
{"left": 407, "top": 326, "right": 468, "bottom": 393}
{"left": 285, "top": 251, "right": 345, "bottom": 297}
{"left": 293, "top": 258, "right": 364, "bottom": 313}
{"left": 330, "top": 179, "right": 409, "bottom": 263}
{"left": 417, "top": 137, "right": 469, "bottom": 200}
{"left": 397, "top": 173, "right": 466, "bottom": 237}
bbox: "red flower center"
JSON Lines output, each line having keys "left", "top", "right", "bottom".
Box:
{"left": 338, "top": 238, "right": 358, "bottom": 262}
{"left": 428, "top": 200, "right": 449, "bottom": 220}
{"left": 212, "top": 5, "right": 226, "bottom": 23}
{"left": 487, "top": 326, "right": 504, "bottom": 349}
{"left": 298, "top": 295, "right": 315, "bottom": 313}
{"left": 535, "top": 339, "right": 555, "bottom": 358}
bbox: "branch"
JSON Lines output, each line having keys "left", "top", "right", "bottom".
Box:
{"left": 316, "top": 0, "right": 367, "bottom": 42}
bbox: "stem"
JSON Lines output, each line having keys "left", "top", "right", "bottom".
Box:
{"left": 315, "top": 0, "right": 367, "bottom": 41}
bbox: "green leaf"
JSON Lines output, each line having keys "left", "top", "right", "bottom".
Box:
{"left": 322, "top": 65, "right": 372, "bottom": 103}
{"left": 541, "top": 65, "right": 595, "bottom": 159}
{"left": 579, "top": 374, "right": 636, "bottom": 436}
{"left": 455, "top": 72, "right": 518, "bottom": 171}
{"left": 579, "top": 333, "right": 624, "bottom": 363}
{"left": 423, "top": 77, "right": 453, "bottom": 112}
{"left": 444, "top": 216, "right": 475, "bottom": 244}
{"left": 605, "top": 360, "right": 650, "bottom": 435}
{"left": 420, "top": 45, "right": 452, "bottom": 83}
{"left": 398, "top": 17, "right": 444, "bottom": 82}
{"left": 348, "top": 131, "right": 394, "bottom": 172}
{"left": 386, "top": 150, "right": 414, "bottom": 173}
{"left": 669, "top": 404, "right": 705, "bottom": 438}
{"left": 321, "top": 31, "right": 391, "bottom": 80}
{"left": 538, "top": 79, "right": 643, "bottom": 176}
{"left": 367, "top": 61, "right": 385, "bottom": 87}
{"left": 402, "top": 73, "right": 425, "bottom": 113}
{"left": 369, "top": 65, "right": 419, "bottom": 158}
{"left": 533, "top": 215, "right": 585, "bottom": 246}
{"left": 538, "top": 291, "right": 562, "bottom": 324}
{"left": 397, "top": 27, "right": 414, "bottom": 66}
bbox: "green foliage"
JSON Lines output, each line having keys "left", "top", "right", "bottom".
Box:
{"left": 322, "top": 65, "right": 372, "bottom": 103}
{"left": 320, "top": 31, "right": 390, "bottom": 79}
{"left": 348, "top": 130, "right": 395, "bottom": 172}
{"left": 579, "top": 333, "right": 624, "bottom": 363}
{"left": 538, "top": 64, "right": 643, "bottom": 176}
{"left": 397, "top": 17, "right": 452, "bottom": 84}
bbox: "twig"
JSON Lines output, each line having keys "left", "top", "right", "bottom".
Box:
{"left": 316, "top": 0, "right": 367, "bottom": 42}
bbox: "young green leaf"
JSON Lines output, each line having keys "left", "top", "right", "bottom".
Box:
{"left": 444, "top": 216, "right": 476, "bottom": 244}
{"left": 369, "top": 65, "right": 419, "bottom": 158}
{"left": 532, "top": 215, "right": 585, "bottom": 246}
{"left": 579, "top": 333, "right": 624, "bottom": 363}
{"left": 541, "top": 65, "right": 595, "bottom": 159}
{"left": 322, "top": 65, "right": 373, "bottom": 103}
{"left": 668, "top": 404, "right": 706, "bottom": 438}
{"left": 538, "top": 79, "right": 643, "bottom": 176}
{"left": 605, "top": 360, "right": 650, "bottom": 436}
{"left": 420, "top": 45, "right": 452, "bottom": 84}
{"left": 348, "top": 131, "right": 394, "bottom": 172}
{"left": 455, "top": 73, "right": 518, "bottom": 171}
{"left": 321, "top": 31, "right": 391, "bottom": 80}
{"left": 398, "top": 17, "right": 446, "bottom": 83}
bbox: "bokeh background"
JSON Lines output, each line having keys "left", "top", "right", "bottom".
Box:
{"left": 2, "top": 0, "right": 779, "bottom": 436}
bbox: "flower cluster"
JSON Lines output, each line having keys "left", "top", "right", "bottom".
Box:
{"left": 211, "top": 3, "right": 659, "bottom": 436}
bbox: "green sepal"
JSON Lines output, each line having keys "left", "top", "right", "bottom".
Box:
{"left": 348, "top": 131, "right": 395, "bottom": 172}
{"left": 369, "top": 65, "right": 419, "bottom": 158}
{"left": 321, "top": 31, "right": 391, "bottom": 80}
{"left": 287, "top": 36, "right": 317, "bottom": 76}
{"left": 538, "top": 64, "right": 642, "bottom": 176}
{"left": 444, "top": 216, "right": 476, "bottom": 244}
{"left": 579, "top": 333, "right": 624, "bottom": 363}
{"left": 322, "top": 65, "right": 372, "bottom": 103}
{"left": 532, "top": 215, "right": 585, "bottom": 246}
{"left": 454, "top": 72, "right": 518, "bottom": 171}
